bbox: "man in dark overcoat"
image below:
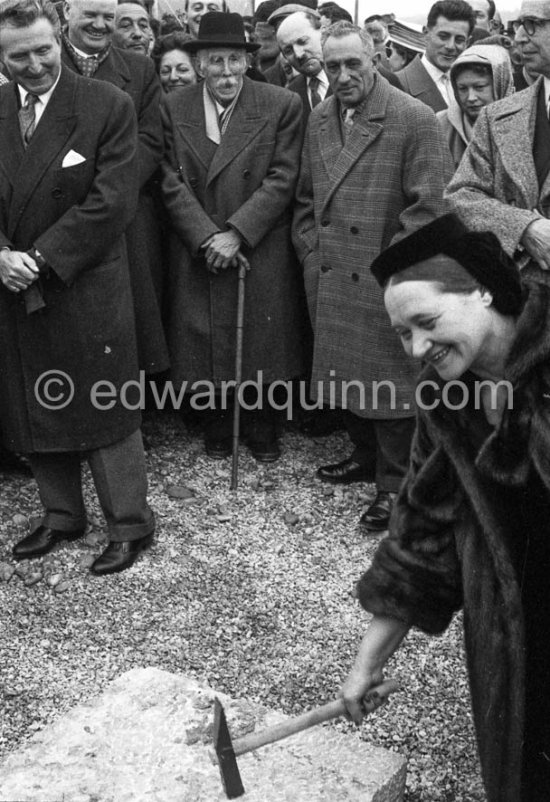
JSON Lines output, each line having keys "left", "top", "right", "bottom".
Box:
{"left": 293, "top": 21, "right": 451, "bottom": 531}
{"left": 62, "top": 0, "right": 168, "bottom": 376}
{"left": 0, "top": 0, "right": 154, "bottom": 575}
{"left": 161, "top": 12, "right": 305, "bottom": 462}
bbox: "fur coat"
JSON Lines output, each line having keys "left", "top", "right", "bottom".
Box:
{"left": 357, "top": 280, "right": 550, "bottom": 802}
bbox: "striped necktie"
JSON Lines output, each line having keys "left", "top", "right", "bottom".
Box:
{"left": 309, "top": 75, "right": 322, "bottom": 108}
{"left": 19, "top": 93, "right": 39, "bottom": 147}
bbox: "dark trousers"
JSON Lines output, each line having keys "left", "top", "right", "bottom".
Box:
{"left": 203, "top": 385, "right": 282, "bottom": 443}
{"left": 343, "top": 410, "right": 415, "bottom": 492}
{"left": 28, "top": 430, "right": 154, "bottom": 542}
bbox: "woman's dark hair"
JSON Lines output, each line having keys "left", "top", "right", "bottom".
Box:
{"left": 452, "top": 62, "right": 492, "bottom": 82}
{"left": 151, "top": 31, "right": 196, "bottom": 70}
{"left": 386, "top": 257, "right": 482, "bottom": 296}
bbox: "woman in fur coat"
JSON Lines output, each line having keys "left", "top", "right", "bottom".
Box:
{"left": 341, "top": 214, "right": 550, "bottom": 802}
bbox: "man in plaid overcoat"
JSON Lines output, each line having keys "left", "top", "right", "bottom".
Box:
{"left": 293, "top": 21, "right": 452, "bottom": 532}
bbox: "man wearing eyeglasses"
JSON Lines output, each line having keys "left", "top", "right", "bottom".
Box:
{"left": 447, "top": 1, "right": 550, "bottom": 283}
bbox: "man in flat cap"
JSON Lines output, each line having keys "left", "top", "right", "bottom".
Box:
{"left": 293, "top": 20, "right": 451, "bottom": 532}
{"left": 161, "top": 12, "right": 305, "bottom": 462}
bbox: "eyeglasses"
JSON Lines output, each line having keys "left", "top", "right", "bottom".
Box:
{"left": 512, "top": 17, "right": 550, "bottom": 36}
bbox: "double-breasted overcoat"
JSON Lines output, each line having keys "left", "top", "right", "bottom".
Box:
{"left": 161, "top": 77, "right": 307, "bottom": 387}
{"left": 61, "top": 42, "right": 168, "bottom": 374}
{"left": 292, "top": 75, "right": 451, "bottom": 418}
{"left": 0, "top": 67, "right": 140, "bottom": 453}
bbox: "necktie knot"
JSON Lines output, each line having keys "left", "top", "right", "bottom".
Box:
{"left": 341, "top": 106, "right": 355, "bottom": 138}
{"left": 24, "top": 92, "right": 39, "bottom": 108}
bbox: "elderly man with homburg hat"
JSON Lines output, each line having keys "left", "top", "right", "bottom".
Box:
{"left": 161, "top": 12, "right": 306, "bottom": 461}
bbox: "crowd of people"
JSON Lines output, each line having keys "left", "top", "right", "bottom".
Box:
{"left": 2, "top": 0, "right": 550, "bottom": 796}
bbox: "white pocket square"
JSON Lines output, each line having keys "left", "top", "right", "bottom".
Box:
{"left": 62, "top": 150, "right": 86, "bottom": 168}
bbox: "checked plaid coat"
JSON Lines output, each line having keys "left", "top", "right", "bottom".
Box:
{"left": 293, "top": 74, "right": 452, "bottom": 418}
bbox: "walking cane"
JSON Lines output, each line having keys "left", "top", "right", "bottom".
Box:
{"left": 230, "top": 254, "right": 248, "bottom": 490}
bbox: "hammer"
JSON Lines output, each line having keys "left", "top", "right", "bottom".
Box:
{"left": 213, "top": 678, "right": 399, "bottom": 799}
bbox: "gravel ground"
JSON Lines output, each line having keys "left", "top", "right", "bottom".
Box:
{"left": 0, "top": 412, "right": 485, "bottom": 801}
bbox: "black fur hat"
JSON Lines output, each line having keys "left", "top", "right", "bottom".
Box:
{"left": 370, "top": 213, "right": 523, "bottom": 315}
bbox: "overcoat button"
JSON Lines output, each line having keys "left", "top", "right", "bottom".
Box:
{"left": 321, "top": 218, "right": 330, "bottom": 226}
{"left": 189, "top": 178, "right": 198, "bottom": 188}
{"left": 351, "top": 272, "right": 359, "bottom": 282}
{"left": 242, "top": 169, "right": 251, "bottom": 178}
{"left": 51, "top": 187, "right": 62, "bottom": 198}
{"left": 350, "top": 226, "right": 359, "bottom": 234}
{"left": 321, "top": 264, "right": 331, "bottom": 273}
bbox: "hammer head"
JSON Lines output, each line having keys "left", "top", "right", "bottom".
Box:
{"left": 213, "top": 697, "right": 245, "bottom": 799}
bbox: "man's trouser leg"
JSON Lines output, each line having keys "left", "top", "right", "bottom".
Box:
{"left": 27, "top": 452, "right": 87, "bottom": 532}
{"left": 372, "top": 417, "right": 416, "bottom": 492}
{"left": 342, "top": 410, "right": 377, "bottom": 473}
{"left": 86, "top": 430, "right": 154, "bottom": 542}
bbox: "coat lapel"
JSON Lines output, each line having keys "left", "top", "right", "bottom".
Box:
{"left": 0, "top": 83, "right": 25, "bottom": 187}
{"left": 92, "top": 47, "right": 131, "bottom": 91}
{"left": 8, "top": 67, "right": 78, "bottom": 238}
{"left": 318, "top": 78, "right": 387, "bottom": 212}
{"left": 171, "top": 85, "right": 214, "bottom": 172}
{"left": 490, "top": 81, "right": 540, "bottom": 211}
{"left": 206, "top": 79, "right": 268, "bottom": 186}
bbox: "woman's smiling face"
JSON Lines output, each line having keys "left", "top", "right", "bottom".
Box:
{"left": 384, "top": 270, "right": 495, "bottom": 381}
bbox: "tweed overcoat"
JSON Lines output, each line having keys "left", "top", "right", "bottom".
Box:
{"left": 62, "top": 42, "right": 168, "bottom": 374}
{"left": 357, "top": 281, "right": 550, "bottom": 802}
{"left": 0, "top": 68, "right": 141, "bottom": 453}
{"left": 446, "top": 78, "right": 550, "bottom": 266}
{"left": 396, "top": 54, "right": 448, "bottom": 113}
{"left": 161, "top": 77, "right": 307, "bottom": 387}
{"left": 292, "top": 75, "right": 451, "bottom": 418}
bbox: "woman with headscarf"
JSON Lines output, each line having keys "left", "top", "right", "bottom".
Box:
{"left": 437, "top": 43, "right": 514, "bottom": 170}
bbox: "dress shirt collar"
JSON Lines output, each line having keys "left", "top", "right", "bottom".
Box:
{"left": 421, "top": 52, "right": 452, "bottom": 104}
{"left": 69, "top": 41, "right": 97, "bottom": 59}
{"left": 18, "top": 67, "right": 61, "bottom": 112}
{"left": 309, "top": 69, "right": 328, "bottom": 92}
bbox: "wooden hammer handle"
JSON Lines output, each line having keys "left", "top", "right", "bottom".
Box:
{"left": 232, "top": 678, "right": 399, "bottom": 757}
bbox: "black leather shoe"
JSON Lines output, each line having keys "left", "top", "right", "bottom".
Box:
{"left": 317, "top": 457, "right": 375, "bottom": 485}
{"left": 13, "top": 525, "right": 85, "bottom": 560}
{"left": 205, "top": 438, "right": 232, "bottom": 459}
{"left": 247, "top": 439, "right": 281, "bottom": 463}
{"left": 359, "top": 491, "right": 397, "bottom": 533}
{"left": 90, "top": 533, "right": 154, "bottom": 576}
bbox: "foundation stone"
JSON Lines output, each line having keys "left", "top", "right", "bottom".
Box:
{"left": 0, "top": 667, "right": 406, "bottom": 801}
